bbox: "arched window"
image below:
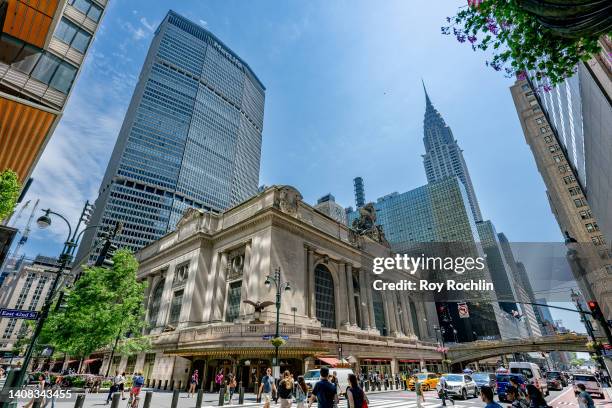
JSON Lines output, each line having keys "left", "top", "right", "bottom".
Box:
{"left": 372, "top": 290, "right": 387, "bottom": 336}
{"left": 148, "top": 280, "right": 164, "bottom": 325}
{"left": 315, "top": 264, "right": 336, "bottom": 328}
{"left": 410, "top": 299, "right": 421, "bottom": 339}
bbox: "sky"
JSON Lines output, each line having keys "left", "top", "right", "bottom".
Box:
{"left": 10, "top": 0, "right": 586, "bottom": 332}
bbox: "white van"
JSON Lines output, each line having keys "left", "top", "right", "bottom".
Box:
{"left": 509, "top": 362, "right": 549, "bottom": 396}
{"left": 303, "top": 368, "right": 354, "bottom": 396}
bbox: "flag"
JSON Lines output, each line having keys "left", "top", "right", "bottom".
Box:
{"left": 458, "top": 302, "right": 469, "bottom": 318}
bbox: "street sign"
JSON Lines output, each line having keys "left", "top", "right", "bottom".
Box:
{"left": 458, "top": 302, "right": 469, "bottom": 318}
{"left": 262, "top": 334, "right": 289, "bottom": 340}
{"left": 0, "top": 309, "right": 38, "bottom": 320}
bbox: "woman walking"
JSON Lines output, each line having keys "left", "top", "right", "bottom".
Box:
{"left": 295, "top": 376, "right": 308, "bottom": 408}
{"left": 188, "top": 369, "right": 199, "bottom": 398}
{"left": 347, "top": 373, "right": 368, "bottom": 408}
{"left": 278, "top": 370, "right": 294, "bottom": 408}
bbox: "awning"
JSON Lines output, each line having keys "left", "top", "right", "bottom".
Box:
{"left": 400, "top": 360, "right": 420, "bottom": 363}
{"left": 317, "top": 356, "right": 341, "bottom": 367}
{"left": 84, "top": 358, "right": 100, "bottom": 364}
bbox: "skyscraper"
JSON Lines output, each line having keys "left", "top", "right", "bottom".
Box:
{"left": 76, "top": 10, "right": 265, "bottom": 263}
{"left": 314, "top": 194, "right": 347, "bottom": 225}
{"left": 0, "top": 0, "right": 107, "bottom": 185}
{"left": 422, "top": 83, "right": 482, "bottom": 221}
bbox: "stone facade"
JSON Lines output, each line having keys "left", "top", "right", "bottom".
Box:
{"left": 99, "top": 186, "right": 441, "bottom": 391}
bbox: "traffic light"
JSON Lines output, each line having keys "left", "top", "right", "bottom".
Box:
{"left": 587, "top": 300, "right": 603, "bottom": 320}
{"left": 95, "top": 240, "right": 118, "bottom": 267}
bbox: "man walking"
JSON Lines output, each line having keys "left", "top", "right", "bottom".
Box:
{"left": 258, "top": 367, "right": 276, "bottom": 408}
{"left": 438, "top": 374, "right": 454, "bottom": 407}
{"left": 309, "top": 366, "right": 338, "bottom": 408}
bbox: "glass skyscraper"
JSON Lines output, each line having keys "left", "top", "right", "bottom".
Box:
{"left": 76, "top": 10, "right": 265, "bottom": 263}
{"left": 422, "top": 83, "right": 482, "bottom": 222}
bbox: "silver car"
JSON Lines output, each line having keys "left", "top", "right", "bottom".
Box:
{"left": 572, "top": 374, "right": 604, "bottom": 399}
{"left": 440, "top": 374, "right": 479, "bottom": 400}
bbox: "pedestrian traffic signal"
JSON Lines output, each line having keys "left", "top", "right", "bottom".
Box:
{"left": 95, "top": 240, "right": 118, "bottom": 268}
{"left": 587, "top": 300, "right": 603, "bottom": 320}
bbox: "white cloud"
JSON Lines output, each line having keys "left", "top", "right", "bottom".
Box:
{"left": 140, "top": 17, "right": 156, "bottom": 32}
{"left": 199, "top": 19, "right": 208, "bottom": 27}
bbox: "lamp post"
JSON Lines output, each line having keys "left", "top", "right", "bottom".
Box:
{"left": 264, "top": 267, "right": 291, "bottom": 376}
{"left": 15, "top": 201, "right": 94, "bottom": 387}
{"left": 434, "top": 325, "right": 448, "bottom": 371}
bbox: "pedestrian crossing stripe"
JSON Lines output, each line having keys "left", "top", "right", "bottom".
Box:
{"left": 336, "top": 400, "right": 483, "bottom": 408}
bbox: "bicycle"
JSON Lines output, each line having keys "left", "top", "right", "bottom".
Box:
{"left": 125, "top": 392, "right": 140, "bottom": 408}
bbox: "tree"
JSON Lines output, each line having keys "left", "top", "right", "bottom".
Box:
{"left": 39, "top": 249, "right": 148, "bottom": 361}
{"left": 442, "top": 0, "right": 609, "bottom": 86}
{"left": 0, "top": 169, "right": 20, "bottom": 220}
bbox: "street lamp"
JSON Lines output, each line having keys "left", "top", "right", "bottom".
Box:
{"left": 264, "top": 267, "right": 291, "bottom": 376}
{"left": 15, "top": 201, "right": 94, "bottom": 387}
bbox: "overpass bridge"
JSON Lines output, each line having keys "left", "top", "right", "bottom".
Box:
{"left": 446, "top": 334, "right": 592, "bottom": 364}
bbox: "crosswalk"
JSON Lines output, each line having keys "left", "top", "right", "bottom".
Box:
{"left": 336, "top": 400, "right": 483, "bottom": 408}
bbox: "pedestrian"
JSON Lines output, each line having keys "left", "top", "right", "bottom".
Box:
{"left": 258, "top": 367, "right": 277, "bottom": 408}
{"left": 330, "top": 371, "right": 340, "bottom": 407}
{"left": 524, "top": 385, "right": 547, "bottom": 408}
{"left": 129, "top": 372, "right": 144, "bottom": 408}
{"left": 24, "top": 374, "right": 46, "bottom": 408}
{"left": 509, "top": 377, "right": 525, "bottom": 398}
{"left": 479, "top": 386, "right": 503, "bottom": 408}
{"left": 278, "top": 370, "right": 294, "bottom": 408}
{"left": 295, "top": 376, "right": 308, "bottom": 408}
{"left": 347, "top": 373, "right": 368, "bottom": 408}
{"left": 415, "top": 376, "right": 425, "bottom": 408}
{"left": 215, "top": 370, "right": 224, "bottom": 392}
{"left": 228, "top": 374, "right": 237, "bottom": 404}
{"left": 106, "top": 371, "right": 121, "bottom": 404}
{"left": 576, "top": 384, "right": 595, "bottom": 408}
{"left": 188, "top": 369, "right": 199, "bottom": 397}
{"left": 506, "top": 386, "right": 529, "bottom": 408}
{"left": 437, "top": 374, "right": 454, "bottom": 407}
{"left": 118, "top": 372, "right": 126, "bottom": 400}
{"left": 308, "top": 366, "right": 338, "bottom": 408}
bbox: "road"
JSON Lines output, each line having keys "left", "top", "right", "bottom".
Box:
{"left": 40, "top": 385, "right": 612, "bottom": 408}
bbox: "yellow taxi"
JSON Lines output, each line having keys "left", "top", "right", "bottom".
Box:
{"left": 407, "top": 373, "right": 439, "bottom": 391}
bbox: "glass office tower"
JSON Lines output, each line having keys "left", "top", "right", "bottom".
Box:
{"left": 76, "top": 10, "right": 265, "bottom": 263}
{"left": 422, "top": 83, "right": 483, "bottom": 222}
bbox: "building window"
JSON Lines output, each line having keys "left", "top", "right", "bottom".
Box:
{"left": 409, "top": 299, "right": 421, "bottom": 339}
{"left": 558, "top": 164, "right": 570, "bottom": 173}
{"left": 540, "top": 126, "right": 549, "bottom": 133}
{"left": 553, "top": 155, "right": 563, "bottom": 163}
{"left": 544, "top": 136, "right": 553, "bottom": 143}
{"left": 592, "top": 235, "right": 606, "bottom": 246}
{"left": 568, "top": 187, "right": 581, "bottom": 196}
{"left": 579, "top": 210, "right": 592, "bottom": 220}
{"left": 125, "top": 355, "right": 136, "bottom": 374}
{"left": 549, "top": 145, "right": 560, "bottom": 153}
{"left": 574, "top": 198, "right": 586, "bottom": 208}
{"left": 529, "top": 100, "right": 538, "bottom": 107}
{"left": 69, "top": 0, "right": 103, "bottom": 22}
{"left": 225, "top": 280, "right": 242, "bottom": 322}
{"left": 28, "top": 52, "right": 77, "bottom": 94}
{"left": 535, "top": 117, "right": 545, "bottom": 124}
{"left": 173, "top": 263, "right": 189, "bottom": 287}
{"left": 148, "top": 280, "right": 164, "bottom": 326}
{"left": 168, "top": 289, "right": 184, "bottom": 325}
{"left": 314, "top": 264, "right": 336, "bottom": 329}
{"left": 31, "top": 53, "right": 61, "bottom": 84}
{"left": 585, "top": 223, "right": 599, "bottom": 233}
{"left": 521, "top": 84, "right": 530, "bottom": 91}
{"left": 372, "top": 290, "right": 387, "bottom": 336}
{"left": 563, "top": 175, "right": 576, "bottom": 185}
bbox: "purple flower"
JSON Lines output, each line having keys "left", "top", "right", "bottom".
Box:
{"left": 446, "top": 17, "right": 451, "bottom": 23}
{"left": 467, "top": 35, "right": 477, "bottom": 44}
{"left": 486, "top": 23, "right": 498, "bottom": 35}
{"left": 456, "top": 34, "right": 467, "bottom": 43}
{"left": 517, "top": 71, "right": 528, "bottom": 81}
{"left": 543, "top": 85, "right": 553, "bottom": 92}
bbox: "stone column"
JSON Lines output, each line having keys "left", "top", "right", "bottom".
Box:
{"left": 400, "top": 294, "right": 413, "bottom": 337}
{"left": 346, "top": 264, "right": 356, "bottom": 326}
{"left": 212, "top": 252, "right": 228, "bottom": 322}
{"left": 337, "top": 263, "right": 349, "bottom": 327}
{"left": 239, "top": 242, "right": 252, "bottom": 317}
{"left": 391, "top": 294, "right": 403, "bottom": 335}
{"left": 157, "top": 265, "right": 176, "bottom": 327}
{"left": 358, "top": 269, "right": 370, "bottom": 329}
{"left": 307, "top": 248, "right": 317, "bottom": 319}
{"left": 365, "top": 273, "right": 376, "bottom": 333}
{"left": 382, "top": 292, "right": 395, "bottom": 336}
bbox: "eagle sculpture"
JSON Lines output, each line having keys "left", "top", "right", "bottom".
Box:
{"left": 243, "top": 300, "right": 275, "bottom": 324}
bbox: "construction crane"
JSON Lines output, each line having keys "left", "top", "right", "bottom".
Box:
{"left": 12, "top": 199, "right": 40, "bottom": 260}
{"left": 9, "top": 200, "right": 30, "bottom": 227}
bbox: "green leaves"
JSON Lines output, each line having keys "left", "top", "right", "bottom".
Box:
{"left": 442, "top": 0, "right": 607, "bottom": 85}
{"left": 0, "top": 169, "right": 21, "bottom": 220}
{"left": 39, "top": 249, "right": 148, "bottom": 358}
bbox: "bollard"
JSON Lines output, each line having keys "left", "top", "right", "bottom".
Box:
{"left": 32, "top": 400, "right": 41, "bottom": 408}
{"left": 384, "top": 380, "right": 387, "bottom": 390}
{"left": 195, "top": 389, "right": 203, "bottom": 408}
{"left": 143, "top": 391, "right": 153, "bottom": 408}
{"left": 218, "top": 386, "right": 225, "bottom": 406}
{"left": 365, "top": 381, "right": 369, "bottom": 392}
{"left": 377, "top": 382, "right": 381, "bottom": 391}
{"left": 110, "top": 393, "right": 121, "bottom": 408}
{"left": 74, "top": 394, "right": 85, "bottom": 408}
{"left": 210, "top": 381, "right": 214, "bottom": 393}
{"left": 170, "top": 389, "right": 180, "bottom": 408}
{"left": 238, "top": 382, "right": 244, "bottom": 404}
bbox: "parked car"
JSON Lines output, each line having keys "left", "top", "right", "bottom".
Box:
{"left": 408, "top": 373, "right": 439, "bottom": 391}
{"left": 510, "top": 362, "right": 549, "bottom": 396}
{"left": 545, "top": 371, "right": 566, "bottom": 390}
{"left": 496, "top": 373, "right": 527, "bottom": 401}
{"left": 438, "top": 374, "right": 478, "bottom": 400}
{"left": 472, "top": 372, "right": 496, "bottom": 392}
{"left": 572, "top": 374, "right": 604, "bottom": 399}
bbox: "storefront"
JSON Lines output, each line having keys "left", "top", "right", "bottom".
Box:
{"left": 425, "top": 360, "right": 442, "bottom": 373}
{"left": 359, "top": 358, "right": 392, "bottom": 375}
{"left": 399, "top": 359, "right": 421, "bottom": 374}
